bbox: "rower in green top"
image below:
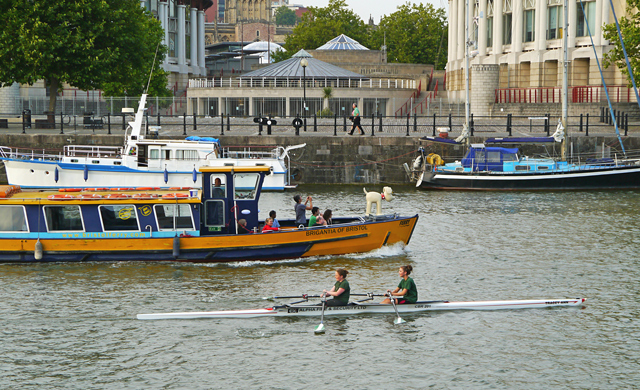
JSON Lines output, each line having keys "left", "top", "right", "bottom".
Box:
{"left": 380, "top": 265, "right": 418, "bottom": 304}
{"left": 322, "top": 268, "right": 351, "bottom": 306}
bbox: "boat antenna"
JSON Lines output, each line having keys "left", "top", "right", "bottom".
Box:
{"left": 145, "top": 42, "right": 161, "bottom": 95}
{"left": 578, "top": 0, "right": 626, "bottom": 157}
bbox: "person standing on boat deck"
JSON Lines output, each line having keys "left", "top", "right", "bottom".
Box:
{"left": 322, "top": 269, "right": 351, "bottom": 306}
{"left": 348, "top": 103, "right": 365, "bottom": 136}
{"left": 380, "top": 265, "right": 417, "bottom": 304}
{"left": 294, "top": 195, "right": 312, "bottom": 226}
{"left": 269, "top": 210, "right": 280, "bottom": 228}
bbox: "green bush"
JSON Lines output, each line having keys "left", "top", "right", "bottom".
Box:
{"left": 317, "top": 107, "right": 334, "bottom": 117}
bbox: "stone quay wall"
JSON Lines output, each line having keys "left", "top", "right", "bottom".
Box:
{"left": 1, "top": 134, "right": 638, "bottom": 186}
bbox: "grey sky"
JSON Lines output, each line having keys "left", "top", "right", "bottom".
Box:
{"left": 298, "top": 0, "right": 448, "bottom": 24}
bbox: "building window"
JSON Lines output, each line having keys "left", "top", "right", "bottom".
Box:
{"left": 576, "top": 0, "right": 596, "bottom": 37}
{"left": 503, "top": 0, "right": 513, "bottom": 45}
{"left": 523, "top": 0, "right": 535, "bottom": 42}
{"left": 473, "top": 0, "right": 480, "bottom": 48}
{"left": 547, "top": 1, "right": 562, "bottom": 40}
{"left": 487, "top": 0, "right": 494, "bottom": 47}
{"left": 256, "top": 30, "right": 260, "bottom": 37}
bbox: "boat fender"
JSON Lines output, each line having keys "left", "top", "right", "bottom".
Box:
{"left": 34, "top": 239, "right": 43, "bottom": 261}
{"left": 54, "top": 167, "right": 59, "bottom": 183}
{"left": 412, "top": 155, "right": 423, "bottom": 170}
{"left": 84, "top": 165, "right": 89, "bottom": 181}
{"left": 172, "top": 236, "right": 180, "bottom": 258}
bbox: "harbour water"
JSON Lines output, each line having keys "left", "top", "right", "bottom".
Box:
{"left": 1, "top": 186, "right": 639, "bottom": 389}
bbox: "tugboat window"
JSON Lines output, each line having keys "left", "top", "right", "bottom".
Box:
{"left": 234, "top": 173, "right": 259, "bottom": 200}
{"left": 44, "top": 205, "right": 84, "bottom": 232}
{"left": 204, "top": 200, "right": 225, "bottom": 227}
{"left": 155, "top": 204, "right": 194, "bottom": 230}
{"left": 210, "top": 174, "right": 226, "bottom": 198}
{"left": 99, "top": 205, "right": 140, "bottom": 231}
{"left": 0, "top": 206, "right": 28, "bottom": 232}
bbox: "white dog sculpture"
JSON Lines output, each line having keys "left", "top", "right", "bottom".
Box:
{"left": 364, "top": 187, "right": 393, "bottom": 215}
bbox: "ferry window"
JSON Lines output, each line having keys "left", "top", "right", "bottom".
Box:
{"left": 99, "top": 205, "right": 139, "bottom": 231}
{"left": 44, "top": 205, "right": 84, "bottom": 232}
{"left": 515, "top": 165, "right": 530, "bottom": 171}
{"left": 204, "top": 200, "right": 225, "bottom": 227}
{"left": 210, "top": 174, "right": 226, "bottom": 198}
{"left": 155, "top": 204, "right": 194, "bottom": 230}
{"left": 0, "top": 206, "right": 28, "bottom": 232}
{"left": 176, "top": 150, "right": 199, "bottom": 160}
{"left": 234, "top": 173, "right": 259, "bottom": 200}
{"left": 150, "top": 149, "right": 160, "bottom": 160}
{"left": 537, "top": 166, "right": 549, "bottom": 171}
{"left": 487, "top": 151, "right": 501, "bottom": 162}
{"left": 474, "top": 151, "right": 486, "bottom": 163}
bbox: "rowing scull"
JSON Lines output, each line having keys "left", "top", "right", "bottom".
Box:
{"left": 136, "top": 298, "right": 586, "bottom": 320}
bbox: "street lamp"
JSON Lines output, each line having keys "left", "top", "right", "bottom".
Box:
{"left": 300, "top": 58, "right": 308, "bottom": 131}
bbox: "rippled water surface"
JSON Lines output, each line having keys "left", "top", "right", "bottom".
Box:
{"left": 1, "top": 187, "right": 639, "bottom": 389}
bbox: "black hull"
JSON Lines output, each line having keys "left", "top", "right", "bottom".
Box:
{"left": 418, "top": 166, "right": 640, "bottom": 190}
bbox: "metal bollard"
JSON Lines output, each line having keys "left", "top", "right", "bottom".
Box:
{"left": 343, "top": 115, "right": 347, "bottom": 133}
{"left": 146, "top": 111, "right": 149, "bottom": 135}
{"left": 470, "top": 113, "right": 474, "bottom": 136}
{"left": 433, "top": 113, "right": 436, "bottom": 136}
{"left": 227, "top": 114, "right": 230, "bottom": 132}
{"left": 579, "top": 114, "right": 583, "bottom": 132}
{"left": 585, "top": 113, "right": 589, "bottom": 136}
{"left": 107, "top": 112, "right": 111, "bottom": 135}
{"left": 183, "top": 113, "right": 187, "bottom": 135}
{"left": 413, "top": 113, "right": 417, "bottom": 133}
{"left": 220, "top": 113, "right": 225, "bottom": 135}
{"left": 406, "top": 113, "right": 410, "bottom": 136}
{"left": 334, "top": 113, "right": 337, "bottom": 136}
{"left": 625, "top": 113, "right": 629, "bottom": 136}
{"left": 371, "top": 113, "right": 375, "bottom": 137}
{"left": 193, "top": 113, "right": 197, "bottom": 131}
{"left": 60, "top": 112, "right": 64, "bottom": 134}
{"left": 313, "top": 113, "right": 317, "bottom": 132}
{"left": 378, "top": 113, "right": 383, "bottom": 133}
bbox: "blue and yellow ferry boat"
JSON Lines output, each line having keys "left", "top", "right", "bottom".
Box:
{"left": 0, "top": 166, "right": 418, "bottom": 263}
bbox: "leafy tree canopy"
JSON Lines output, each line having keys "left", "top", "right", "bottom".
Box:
{"left": 273, "top": 0, "right": 370, "bottom": 62}
{"left": 371, "top": 2, "right": 448, "bottom": 69}
{"left": 602, "top": 0, "right": 640, "bottom": 87}
{"left": 275, "top": 5, "right": 297, "bottom": 26}
{"left": 0, "top": 0, "right": 171, "bottom": 112}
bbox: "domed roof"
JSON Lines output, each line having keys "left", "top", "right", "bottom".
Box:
{"left": 241, "top": 50, "right": 366, "bottom": 79}
{"left": 316, "top": 34, "right": 369, "bottom": 51}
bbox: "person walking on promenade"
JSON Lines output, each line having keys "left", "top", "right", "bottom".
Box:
{"left": 348, "top": 103, "right": 365, "bottom": 136}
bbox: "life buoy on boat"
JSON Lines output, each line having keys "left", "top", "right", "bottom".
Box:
{"left": 162, "top": 193, "right": 189, "bottom": 199}
{"left": 83, "top": 188, "right": 109, "bottom": 191}
{"left": 132, "top": 193, "right": 159, "bottom": 199}
{"left": 47, "top": 194, "right": 76, "bottom": 200}
{"left": 58, "top": 188, "right": 82, "bottom": 192}
{"left": 169, "top": 187, "right": 191, "bottom": 191}
{"left": 105, "top": 193, "right": 131, "bottom": 199}
{"left": 77, "top": 193, "right": 103, "bottom": 200}
{"left": 426, "top": 153, "right": 444, "bottom": 166}
{"left": 136, "top": 187, "right": 160, "bottom": 191}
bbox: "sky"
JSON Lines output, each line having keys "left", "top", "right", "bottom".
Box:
{"left": 297, "top": 0, "right": 449, "bottom": 24}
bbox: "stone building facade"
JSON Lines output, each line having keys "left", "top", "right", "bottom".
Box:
{"left": 447, "top": 0, "right": 631, "bottom": 114}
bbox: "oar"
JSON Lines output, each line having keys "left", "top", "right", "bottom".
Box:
{"left": 389, "top": 293, "right": 406, "bottom": 325}
{"left": 262, "top": 294, "right": 321, "bottom": 300}
{"left": 315, "top": 296, "right": 327, "bottom": 333}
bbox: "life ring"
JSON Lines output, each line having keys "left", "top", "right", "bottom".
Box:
{"left": 106, "top": 193, "right": 131, "bottom": 199}
{"left": 426, "top": 153, "right": 444, "bottom": 166}
{"left": 162, "top": 193, "right": 189, "bottom": 199}
{"left": 47, "top": 194, "right": 75, "bottom": 200}
{"left": 115, "top": 188, "right": 134, "bottom": 191}
{"left": 77, "top": 193, "right": 103, "bottom": 200}
{"left": 135, "top": 187, "right": 160, "bottom": 191}
{"left": 132, "top": 193, "right": 159, "bottom": 199}
{"left": 169, "top": 187, "right": 191, "bottom": 191}
{"left": 58, "top": 188, "right": 82, "bottom": 192}
{"left": 83, "top": 188, "right": 109, "bottom": 191}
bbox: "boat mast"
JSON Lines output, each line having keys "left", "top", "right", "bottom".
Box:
{"left": 561, "top": 0, "right": 568, "bottom": 160}
{"left": 464, "top": 0, "right": 471, "bottom": 146}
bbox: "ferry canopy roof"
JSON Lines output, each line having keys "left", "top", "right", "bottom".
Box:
{"left": 316, "top": 34, "right": 369, "bottom": 51}
{"left": 241, "top": 49, "right": 367, "bottom": 80}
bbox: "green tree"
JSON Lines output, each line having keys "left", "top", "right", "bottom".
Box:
{"left": 370, "top": 2, "right": 448, "bottom": 69}
{"left": 275, "top": 5, "right": 297, "bottom": 26}
{"left": 0, "top": 0, "right": 171, "bottom": 112}
{"left": 602, "top": 0, "right": 640, "bottom": 87}
{"left": 275, "top": 0, "right": 371, "bottom": 62}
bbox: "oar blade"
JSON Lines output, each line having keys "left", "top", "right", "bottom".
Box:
{"left": 314, "top": 323, "right": 325, "bottom": 333}
{"left": 394, "top": 317, "right": 406, "bottom": 325}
